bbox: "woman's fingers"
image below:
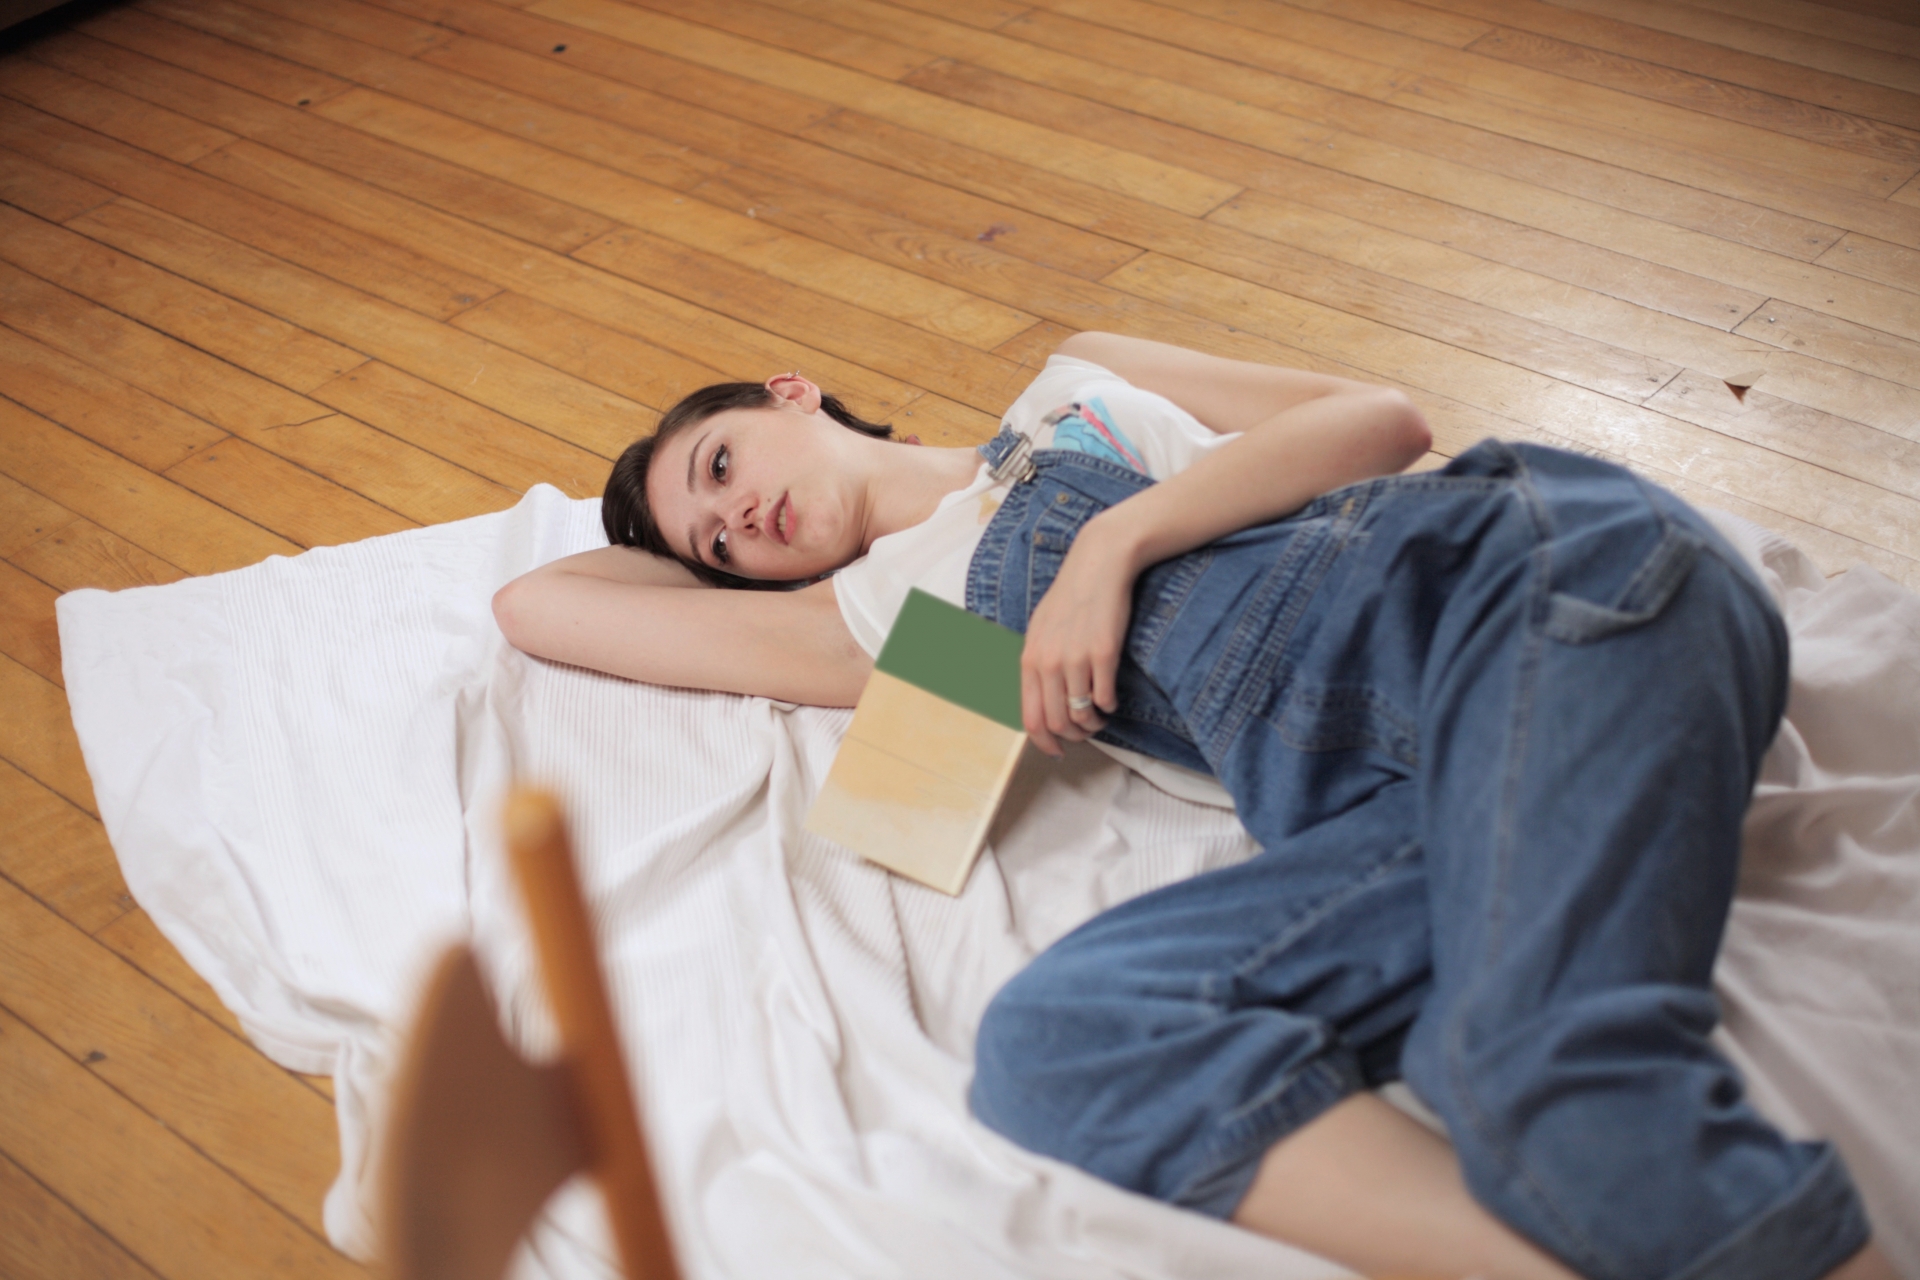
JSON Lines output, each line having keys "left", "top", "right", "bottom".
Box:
{"left": 1089, "top": 642, "right": 1120, "bottom": 718}
{"left": 1019, "top": 528, "right": 1133, "bottom": 756}
{"left": 1023, "top": 646, "right": 1109, "bottom": 758}
{"left": 1024, "top": 660, "right": 1064, "bottom": 757}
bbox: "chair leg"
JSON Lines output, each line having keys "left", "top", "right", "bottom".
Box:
{"left": 504, "top": 789, "right": 683, "bottom": 1280}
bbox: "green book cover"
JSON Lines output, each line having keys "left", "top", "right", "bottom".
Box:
{"left": 806, "top": 590, "right": 1029, "bottom": 895}
{"left": 873, "top": 589, "right": 1025, "bottom": 729}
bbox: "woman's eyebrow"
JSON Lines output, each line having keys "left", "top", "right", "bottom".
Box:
{"left": 686, "top": 430, "right": 710, "bottom": 495}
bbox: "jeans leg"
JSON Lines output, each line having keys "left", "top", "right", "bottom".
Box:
{"left": 970, "top": 780, "right": 1430, "bottom": 1218}
{"left": 1401, "top": 529, "right": 1869, "bottom": 1280}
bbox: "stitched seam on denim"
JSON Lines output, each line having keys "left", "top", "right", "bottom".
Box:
{"left": 1544, "top": 526, "right": 1699, "bottom": 644}
{"left": 1442, "top": 535, "right": 1608, "bottom": 1275}
{"left": 1186, "top": 484, "right": 1374, "bottom": 746}
{"left": 1611, "top": 494, "right": 1683, "bottom": 609}
{"left": 1193, "top": 545, "right": 1308, "bottom": 760}
{"left": 1216, "top": 1052, "right": 1361, "bottom": 1133}
{"left": 1207, "top": 488, "right": 1375, "bottom": 759}
{"left": 966, "top": 479, "right": 1034, "bottom": 623}
{"left": 1170, "top": 1057, "right": 1364, "bottom": 1210}
{"left": 1189, "top": 508, "right": 1344, "bottom": 761}
{"left": 1667, "top": 1146, "right": 1866, "bottom": 1280}
{"left": 1025, "top": 496, "right": 1097, "bottom": 627}
{"left": 1101, "top": 698, "right": 1189, "bottom": 734}
{"left": 1029, "top": 446, "right": 1161, "bottom": 487}
{"left": 1129, "top": 551, "right": 1208, "bottom": 662}
{"left": 1200, "top": 470, "right": 1503, "bottom": 759}
{"left": 1229, "top": 837, "right": 1424, "bottom": 987}
{"left": 1270, "top": 684, "right": 1421, "bottom": 765}
{"left": 969, "top": 436, "right": 1148, "bottom": 620}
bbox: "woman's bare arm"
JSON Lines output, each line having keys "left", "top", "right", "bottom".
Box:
{"left": 1055, "top": 331, "right": 1383, "bottom": 434}
{"left": 1022, "top": 334, "right": 1432, "bottom": 754}
{"left": 493, "top": 547, "right": 871, "bottom": 707}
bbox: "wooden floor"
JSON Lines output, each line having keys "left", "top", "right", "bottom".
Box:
{"left": 2, "top": 0, "right": 1917, "bottom": 1273}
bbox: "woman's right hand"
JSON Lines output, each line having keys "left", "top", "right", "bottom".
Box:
{"left": 1019, "top": 513, "right": 1142, "bottom": 757}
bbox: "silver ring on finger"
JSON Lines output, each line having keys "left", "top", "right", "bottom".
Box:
{"left": 1067, "top": 694, "right": 1095, "bottom": 712}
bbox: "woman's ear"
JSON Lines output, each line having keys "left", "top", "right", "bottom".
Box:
{"left": 765, "top": 371, "right": 823, "bottom": 414}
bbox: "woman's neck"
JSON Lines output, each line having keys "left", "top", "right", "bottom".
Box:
{"left": 860, "top": 442, "right": 984, "bottom": 552}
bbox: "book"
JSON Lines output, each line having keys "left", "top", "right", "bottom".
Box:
{"left": 805, "top": 588, "right": 1028, "bottom": 895}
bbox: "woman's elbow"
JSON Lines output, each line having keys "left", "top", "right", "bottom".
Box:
{"left": 1376, "top": 389, "right": 1432, "bottom": 470}
{"left": 492, "top": 574, "right": 536, "bottom": 652}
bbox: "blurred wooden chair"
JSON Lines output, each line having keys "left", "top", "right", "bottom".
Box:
{"left": 379, "top": 790, "right": 681, "bottom": 1280}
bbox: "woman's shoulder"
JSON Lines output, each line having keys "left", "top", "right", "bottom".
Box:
{"left": 1006, "top": 353, "right": 1226, "bottom": 482}
{"left": 1001, "top": 354, "right": 1129, "bottom": 435}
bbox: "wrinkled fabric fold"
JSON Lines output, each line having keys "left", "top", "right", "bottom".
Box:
{"left": 55, "top": 481, "right": 1920, "bottom": 1278}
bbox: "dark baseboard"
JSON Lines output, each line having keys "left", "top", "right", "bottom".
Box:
{"left": 2, "top": 0, "right": 131, "bottom": 53}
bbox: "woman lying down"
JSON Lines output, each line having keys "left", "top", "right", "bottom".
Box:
{"left": 492, "top": 332, "right": 1892, "bottom": 1280}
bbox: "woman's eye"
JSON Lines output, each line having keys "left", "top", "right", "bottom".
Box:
{"left": 710, "top": 444, "right": 729, "bottom": 483}
{"left": 712, "top": 528, "right": 730, "bottom": 565}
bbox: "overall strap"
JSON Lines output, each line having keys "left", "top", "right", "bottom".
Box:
{"left": 976, "top": 423, "right": 1035, "bottom": 484}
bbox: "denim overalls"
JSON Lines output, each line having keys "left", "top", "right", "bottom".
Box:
{"left": 963, "top": 433, "right": 1867, "bottom": 1280}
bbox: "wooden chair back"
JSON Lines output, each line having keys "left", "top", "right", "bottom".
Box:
{"left": 379, "top": 789, "right": 681, "bottom": 1280}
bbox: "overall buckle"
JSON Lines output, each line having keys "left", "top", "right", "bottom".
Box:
{"left": 986, "top": 433, "right": 1036, "bottom": 485}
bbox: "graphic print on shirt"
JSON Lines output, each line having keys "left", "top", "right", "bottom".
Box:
{"left": 1040, "top": 398, "right": 1147, "bottom": 474}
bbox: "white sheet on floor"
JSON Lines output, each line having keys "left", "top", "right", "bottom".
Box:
{"left": 56, "top": 486, "right": 1920, "bottom": 1279}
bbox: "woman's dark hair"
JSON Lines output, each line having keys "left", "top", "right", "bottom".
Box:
{"left": 602, "top": 382, "right": 894, "bottom": 590}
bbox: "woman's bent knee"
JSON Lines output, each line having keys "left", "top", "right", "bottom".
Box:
{"left": 967, "top": 954, "right": 1107, "bottom": 1166}
{"left": 969, "top": 946, "right": 1368, "bottom": 1216}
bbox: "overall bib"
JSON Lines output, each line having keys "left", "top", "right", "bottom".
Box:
{"left": 963, "top": 434, "right": 1866, "bottom": 1280}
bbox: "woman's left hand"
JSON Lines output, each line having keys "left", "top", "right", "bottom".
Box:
{"left": 1020, "top": 517, "right": 1139, "bottom": 757}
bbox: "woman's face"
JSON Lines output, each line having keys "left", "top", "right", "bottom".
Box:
{"left": 645, "top": 386, "right": 866, "bottom": 582}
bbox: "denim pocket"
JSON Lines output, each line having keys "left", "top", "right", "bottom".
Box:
{"left": 1543, "top": 524, "right": 1699, "bottom": 644}
{"left": 1274, "top": 682, "right": 1420, "bottom": 766}
{"left": 1020, "top": 490, "right": 1092, "bottom": 606}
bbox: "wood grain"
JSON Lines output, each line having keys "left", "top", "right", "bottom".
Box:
{"left": 0, "top": 1149, "right": 161, "bottom": 1280}
{"left": 0, "top": 141, "right": 112, "bottom": 219}
{"left": 3, "top": 0, "right": 1918, "bottom": 1268}
{"left": 1735, "top": 297, "right": 1920, "bottom": 392}
{"left": 0, "top": 876, "right": 343, "bottom": 1238}
{"left": 55, "top": 17, "right": 619, "bottom": 251}
{"left": 1544, "top": 0, "right": 1920, "bottom": 94}
{"left": 0, "top": 761, "right": 131, "bottom": 935}
{"left": 0, "top": 557, "right": 63, "bottom": 685}
{"left": 12, "top": 515, "right": 188, "bottom": 593}
{"left": 0, "top": 323, "right": 228, "bottom": 472}
{"left": 414, "top": 20, "right": 1141, "bottom": 280}
{"left": 63, "top": 198, "right": 652, "bottom": 453}
{"left": 523, "top": 0, "right": 1244, "bottom": 216}
{"left": 0, "top": 257, "right": 329, "bottom": 435}
{"left": 1816, "top": 232, "right": 1920, "bottom": 294}
{"left": 0, "top": 649, "right": 96, "bottom": 814}
{"left": 1371, "top": 0, "right": 1920, "bottom": 132}
{"left": 0, "top": 395, "right": 299, "bottom": 575}
{"left": 308, "top": 360, "right": 613, "bottom": 497}
{"left": 0, "top": 1003, "right": 367, "bottom": 1280}
{"left": 1463, "top": 25, "right": 1920, "bottom": 170}
{"left": 0, "top": 202, "right": 364, "bottom": 394}
{"left": 0, "top": 86, "right": 502, "bottom": 322}
{"left": 1671, "top": 0, "right": 1920, "bottom": 60}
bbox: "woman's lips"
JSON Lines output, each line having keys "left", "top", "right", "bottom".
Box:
{"left": 773, "top": 493, "right": 792, "bottom": 545}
